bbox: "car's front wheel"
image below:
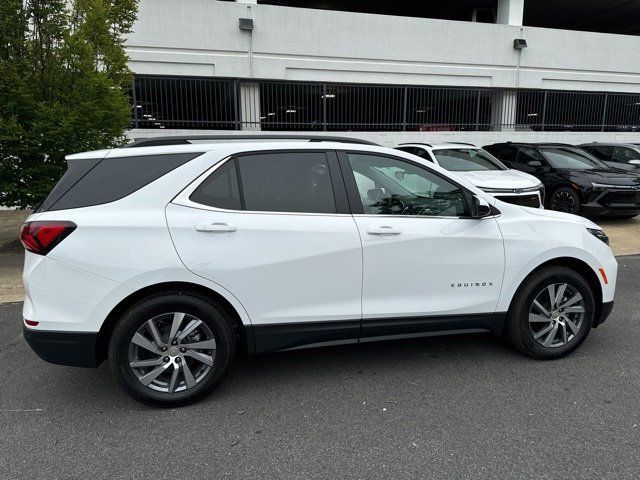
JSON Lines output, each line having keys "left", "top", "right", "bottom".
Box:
{"left": 108, "top": 293, "right": 235, "bottom": 407}
{"left": 549, "top": 187, "right": 581, "bottom": 215}
{"left": 506, "top": 266, "right": 595, "bottom": 359}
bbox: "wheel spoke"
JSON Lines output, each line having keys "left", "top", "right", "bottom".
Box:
{"left": 177, "top": 319, "right": 203, "bottom": 341}
{"left": 529, "top": 313, "right": 552, "bottom": 323}
{"left": 169, "top": 312, "right": 185, "bottom": 340}
{"left": 561, "top": 323, "right": 568, "bottom": 344}
{"left": 547, "top": 285, "right": 556, "bottom": 307}
{"left": 532, "top": 300, "right": 551, "bottom": 317}
{"left": 554, "top": 284, "right": 567, "bottom": 307}
{"left": 129, "top": 357, "right": 164, "bottom": 369}
{"left": 168, "top": 365, "right": 180, "bottom": 393}
{"left": 146, "top": 319, "right": 164, "bottom": 347}
{"left": 559, "top": 293, "right": 583, "bottom": 309}
{"left": 182, "top": 361, "right": 196, "bottom": 389}
{"left": 563, "top": 305, "right": 585, "bottom": 314}
{"left": 182, "top": 339, "right": 216, "bottom": 350}
{"left": 565, "top": 318, "right": 580, "bottom": 335}
{"left": 534, "top": 323, "right": 554, "bottom": 340}
{"left": 138, "top": 363, "right": 171, "bottom": 386}
{"left": 184, "top": 350, "right": 214, "bottom": 366}
{"left": 132, "top": 332, "right": 162, "bottom": 355}
{"left": 543, "top": 324, "right": 559, "bottom": 347}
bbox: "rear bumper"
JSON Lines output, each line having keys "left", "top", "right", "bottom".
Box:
{"left": 23, "top": 327, "right": 99, "bottom": 368}
{"left": 594, "top": 301, "right": 614, "bottom": 327}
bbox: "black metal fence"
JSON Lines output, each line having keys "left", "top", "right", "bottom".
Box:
{"left": 130, "top": 75, "right": 640, "bottom": 132}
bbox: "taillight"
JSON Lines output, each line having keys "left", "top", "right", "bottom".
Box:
{"left": 20, "top": 221, "right": 76, "bottom": 255}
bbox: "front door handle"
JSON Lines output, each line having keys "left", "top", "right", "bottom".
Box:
{"left": 366, "top": 226, "right": 401, "bottom": 236}
{"left": 195, "top": 223, "right": 237, "bottom": 233}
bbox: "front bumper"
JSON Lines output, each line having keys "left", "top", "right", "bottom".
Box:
{"left": 23, "top": 327, "right": 99, "bottom": 368}
{"left": 582, "top": 188, "right": 640, "bottom": 217}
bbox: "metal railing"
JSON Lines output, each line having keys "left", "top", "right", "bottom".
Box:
{"left": 130, "top": 75, "right": 640, "bottom": 133}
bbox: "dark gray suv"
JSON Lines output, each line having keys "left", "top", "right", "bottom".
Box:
{"left": 579, "top": 143, "right": 640, "bottom": 172}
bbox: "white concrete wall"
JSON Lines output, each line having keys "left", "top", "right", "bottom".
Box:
{"left": 126, "top": 0, "right": 640, "bottom": 93}
{"left": 128, "top": 129, "right": 640, "bottom": 148}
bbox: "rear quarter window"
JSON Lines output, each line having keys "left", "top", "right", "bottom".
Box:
{"left": 40, "top": 153, "right": 202, "bottom": 212}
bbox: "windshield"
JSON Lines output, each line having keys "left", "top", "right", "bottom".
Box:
{"left": 541, "top": 148, "right": 608, "bottom": 170}
{"left": 432, "top": 149, "right": 506, "bottom": 171}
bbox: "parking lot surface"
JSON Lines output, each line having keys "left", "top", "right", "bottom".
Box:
{"left": 1, "top": 257, "right": 639, "bottom": 479}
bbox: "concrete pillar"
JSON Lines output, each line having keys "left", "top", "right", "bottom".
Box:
{"left": 240, "top": 82, "right": 261, "bottom": 131}
{"left": 490, "top": 91, "right": 518, "bottom": 131}
{"left": 497, "top": 0, "right": 524, "bottom": 26}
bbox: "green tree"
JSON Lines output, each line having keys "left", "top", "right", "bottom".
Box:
{"left": 0, "top": 0, "right": 138, "bottom": 208}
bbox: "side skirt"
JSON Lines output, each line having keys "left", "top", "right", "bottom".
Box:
{"left": 249, "top": 313, "right": 507, "bottom": 355}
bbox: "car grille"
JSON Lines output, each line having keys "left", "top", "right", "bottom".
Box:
{"left": 601, "top": 190, "right": 640, "bottom": 207}
{"left": 496, "top": 193, "right": 541, "bottom": 208}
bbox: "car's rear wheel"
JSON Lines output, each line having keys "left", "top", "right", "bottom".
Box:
{"left": 108, "top": 293, "right": 235, "bottom": 407}
{"left": 506, "top": 266, "right": 595, "bottom": 359}
{"left": 549, "top": 187, "right": 581, "bottom": 215}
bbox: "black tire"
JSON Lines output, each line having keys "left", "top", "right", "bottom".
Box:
{"left": 549, "top": 187, "right": 581, "bottom": 215}
{"left": 505, "top": 266, "right": 595, "bottom": 359}
{"left": 108, "top": 293, "right": 235, "bottom": 407}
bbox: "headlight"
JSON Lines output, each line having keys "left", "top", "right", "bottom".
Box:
{"left": 587, "top": 227, "right": 609, "bottom": 245}
{"left": 591, "top": 182, "right": 634, "bottom": 190}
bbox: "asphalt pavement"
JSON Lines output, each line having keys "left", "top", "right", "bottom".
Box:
{"left": 1, "top": 257, "right": 640, "bottom": 479}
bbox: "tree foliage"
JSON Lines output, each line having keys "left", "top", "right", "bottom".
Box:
{"left": 0, "top": 0, "right": 138, "bottom": 208}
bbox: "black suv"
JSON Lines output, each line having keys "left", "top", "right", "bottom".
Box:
{"left": 484, "top": 142, "right": 640, "bottom": 218}
{"left": 579, "top": 143, "right": 640, "bottom": 172}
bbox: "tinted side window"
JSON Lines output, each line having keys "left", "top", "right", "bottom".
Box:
{"left": 411, "top": 147, "right": 434, "bottom": 162}
{"left": 346, "top": 153, "right": 466, "bottom": 217}
{"left": 190, "top": 159, "right": 241, "bottom": 210}
{"left": 47, "top": 153, "right": 201, "bottom": 211}
{"left": 586, "top": 146, "right": 613, "bottom": 161}
{"left": 499, "top": 145, "right": 518, "bottom": 163}
{"left": 238, "top": 152, "right": 336, "bottom": 214}
{"left": 516, "top": 148, "right": 544, "bottom": 165}
{"left": 395, "top": 146, "right": 416, "bottom": 155}
{"left": 37, "top": 158, "right": 102, "bottom": 212}
{"left": 613, "top": 147, "right": 640, "bottom": 162}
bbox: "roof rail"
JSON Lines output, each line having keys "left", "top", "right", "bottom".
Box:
{"left": 124, "top": 135, "right": 379, "bottom": 148}
{"left": 398, "top": 142, "right": 432, "bottom": 147}
{"left": 445, "top": 142, "right": 477, "bottom": 147}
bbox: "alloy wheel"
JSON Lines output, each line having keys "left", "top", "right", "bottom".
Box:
{"left": 128, "top": 312, "right": 217, "bottom": 393}
{"left": 528, "top": 283, "right": 586, "bottom": 348}
{"left": 551, "top": 191, "right": 576, "bottom": 213}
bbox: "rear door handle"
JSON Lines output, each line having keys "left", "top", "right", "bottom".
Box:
{"left": 195, "top": 223, "right": 237, "bottom": 233}
{"left": 366, "top": 226, "right": 401, "bottom": 236}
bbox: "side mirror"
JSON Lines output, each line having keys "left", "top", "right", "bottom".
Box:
{"left": 628, "top": 160, "right": 640, "bottom": 166}
{"left": 527, "top": 160, "right": 543, "bottom": 168}
{"left": 471, "top": 195, "right": 492, "bottom": 218}
{"left": 367, "top": 188, "right": 386, "bottom": 202}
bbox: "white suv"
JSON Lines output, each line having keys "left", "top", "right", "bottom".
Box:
{"left": 21, "top": 135, "right": 616, "bottom": 407}
{"left": 395, "top": 143, "right": 544, "bottom": 208}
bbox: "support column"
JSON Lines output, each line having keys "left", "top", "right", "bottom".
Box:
{"left": 490, "top": 91, "right": 518, "bottom": 131}
{"left": 240, "top": 82, "right": 261, "bottom": 131}
{"left": 497, "top": 0, "right": 524, "bottom": 26}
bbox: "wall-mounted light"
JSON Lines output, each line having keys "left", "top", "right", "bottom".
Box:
{"left": 239, "top": 18, "right": 254, "bottom": 31}
{"left": 513, "top": 38, "right": 527, "bottom": 49}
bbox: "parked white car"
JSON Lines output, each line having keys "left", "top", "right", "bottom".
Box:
{"left": 21, "top": 135, "right": 616, "bottom": 407}
{"left": 395, "top": 143, "right": 544, "bottom": 208}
